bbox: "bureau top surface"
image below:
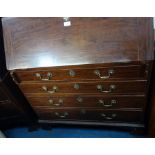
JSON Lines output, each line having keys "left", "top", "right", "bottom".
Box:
{"left": 2, "top": 17, "right": 154, "bottom": 70}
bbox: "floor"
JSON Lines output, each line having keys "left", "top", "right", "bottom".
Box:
{"left": 3, "top": 127, "right": 145, "bottom": 138}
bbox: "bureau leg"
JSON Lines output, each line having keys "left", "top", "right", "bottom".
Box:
{"left": 28, "top": 124, "right": 40, "bottom": 132}
{"left": 40, "top": 124, "right": 53, "bottom": 131}
{"left": 130, "top": 128, "right": 146, "bottom": 135}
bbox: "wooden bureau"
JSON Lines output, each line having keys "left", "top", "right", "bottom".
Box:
{"left": 2, "top": 17, "right": 154, "bottom": 131}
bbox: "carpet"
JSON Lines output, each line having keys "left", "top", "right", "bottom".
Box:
{"left": 3, "top": 127, "right": 145, "bottom": 138}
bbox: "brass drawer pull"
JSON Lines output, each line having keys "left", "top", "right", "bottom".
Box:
{"left": 101, "top": 113, "right": 117, "bottom": 120}
{"left": 74, "top": 83, "right": 80, "bottom": 90}
{"left": 55, "top": 112, "right": 69, "bottom": 118}
{"left": 98, "top": 99, "right": 117, "bottom": 107}
{"left": 94, "top": 69, "right": 114, "bottom": 79}
{"left": 48, "top": 99, "right": 63, "bottom": 106}
{"left": 35, "top": 72, "right": 52, "bottom": 81}
{"left": 42, "top": 85, "right": 58, "bottom": 94}
{"left": 80, "top": 109, "right": 86, "bottom": 114}
{"left": 63, "top": 17, "right": 70, "bottom": 22}
{"left": 97, "top": 84, "right": 116, "bottom": 93}
{"left": 76, "top": 97, "right": 83, "bottom": 103}
{"left": 69, "top": 69, "right": 76, "bottom": 77}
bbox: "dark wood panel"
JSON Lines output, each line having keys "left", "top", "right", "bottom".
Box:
{"left": 147, "top": 41, "right": 155, "bottom": 137}
{"left": 0, "top": 73, "right": 37, "bottom": 128}
{"left": 27, "top": 95, "right": 146, "bottom": 109}
{"left": 2, "top": 17, "right": 153, "bottom": 70}
{"left": 15, "top": 64, "right": 147, "bottom": 82}
{"left": 0, "top": 88, "right": 8, "bottom": 101}
{"left": 148, "top": 90, "right": 155, "bottom": 137}
{"left": 34, "top": 107, "right": 144, "bottom": 123}
{"left": 0, "top": 100, "right": 22, "bottom": 118}
{"left": 19, "top": 80, "right": 147, "bottom": 95}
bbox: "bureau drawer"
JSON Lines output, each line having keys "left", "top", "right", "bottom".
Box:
{"left": 27, "top": 95, "right": 146, "bottom": 109}
{"left": 34, "top": 107, "right": 144, "bottom": 122}
{"left": 15, "top": 64, "right": 146, "bottom": 82}
{"left": 20, "top": 80, "right": 147, "bottom": 95}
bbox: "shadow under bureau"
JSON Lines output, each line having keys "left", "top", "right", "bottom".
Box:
{"left": 2, "top": 17, "right": 154, "bottom": 131}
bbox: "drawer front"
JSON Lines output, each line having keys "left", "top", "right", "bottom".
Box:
{"left": 20, "top": 80, "right": 147, "bottom": 94}
{"left": 27, "top": 95, "right": 146, "bottom": 109}
{"left": 34, "top": 108, "right": 144, "bottom": 122}
{"left": 15, "top": 65, "right": 146, "bottom": 82}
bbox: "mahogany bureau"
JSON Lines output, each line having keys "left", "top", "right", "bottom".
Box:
{"left": 2, "top": 17, "right": 154, "bottom": 131}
